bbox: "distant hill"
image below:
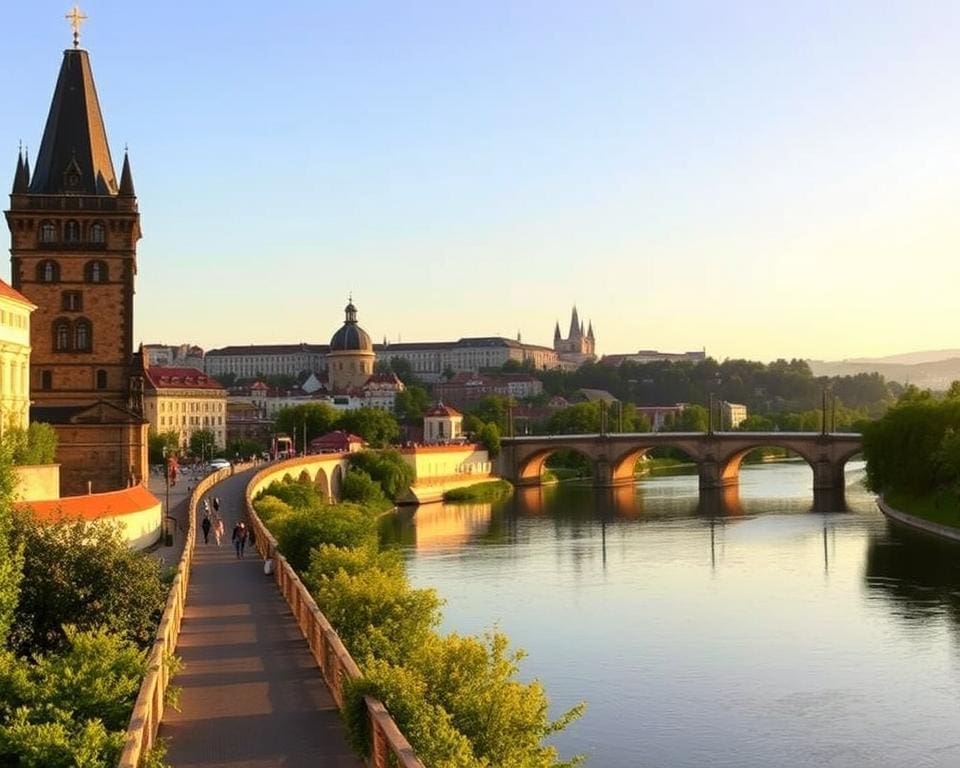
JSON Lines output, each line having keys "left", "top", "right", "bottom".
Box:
{"left": 808, "top": 352, "right": 960, "bottom": 390}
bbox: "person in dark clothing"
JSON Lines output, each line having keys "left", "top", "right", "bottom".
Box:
{"left": 232, "top": 522, "right": 248, "bottom": 559}
{"left": 213, "top": 496, "right": 220, "bottom": 513}
{"left": 201, "top": 515, "right": 211, "bottom": 544}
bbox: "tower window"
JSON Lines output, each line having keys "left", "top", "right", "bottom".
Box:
{"left": 65, "top": 220, "right": 80, "bottom": 242}
{"left": 96, "top": 369, "right": 108, "bottom": 389}
{"left": 41, "top": 370, "right": 52, "bottom": 390}
{"left": 74, "top": 319, "right": 92, "bottom": 352}
{"left": 37, "top": 260, "right": 60, "bottom": 283}
{"left": 53, "top": 320, "right": 71, "bottom": 352}
{"left": 85, "top": 261, "right": 108, "bottom": 283}
{"left": 39, "top": 222, "right": 57, "bottom": 243}
{"left": 61, "top": 291, "right": 83, "bottom": 312}
{"left": 90, "top": 222, "right": 106, "bottom": 244}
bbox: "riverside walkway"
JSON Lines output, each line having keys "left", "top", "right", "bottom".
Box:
{"left": 157, "top": 469, "right": 362, "bottom": 768}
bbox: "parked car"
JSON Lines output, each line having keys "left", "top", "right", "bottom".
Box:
{"left": 209, "top": 458, "right": 231, "bottom": 471}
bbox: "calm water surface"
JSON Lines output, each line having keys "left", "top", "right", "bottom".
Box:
{"left": 381, "top": 462, "right": 960, "bottom": 767}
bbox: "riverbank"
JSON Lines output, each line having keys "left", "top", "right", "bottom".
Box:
{"left": 878, "top": 491, "right": 960, "bottom": 542}
{"left": 442, "top": 479, "right": 513, "bottom": 502}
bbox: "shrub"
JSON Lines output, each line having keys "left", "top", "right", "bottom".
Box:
{"left": 252, "top": 494, "right": 293, "bottom": 523}
{"left": 305, "top": 544, "right": 401, "bottom": 584}
{"left": 312, "top": 567, "right": 441, "bottom": 665}
{"left": 4, "top": 423, "right": 58, "bottom": 466}
{"left": 341, "top": 468, "right": 389, "bottom": 507}
{"left": 443, "top": 480, "right": 513, "bottom": 503}
{"left": 7, "top": 515, "right": 165, "bottom": 655}
{"left": 259, "top": 479, "right": 323, "bottom": 510}
{"left": 348, "top": 450, "right": 415, "bottom": 499}
{"left": 269, "top": 504, "right": 378, "bottom": 573}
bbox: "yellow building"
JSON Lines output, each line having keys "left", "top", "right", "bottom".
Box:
{"left": 144, "top": 366, "right": 227, "bottom": 450}
{"left": 0, "top": 279, "right": 36, "bottom": 436}
{"left": 327, "top": 300, "right": 375, "bottom": 392}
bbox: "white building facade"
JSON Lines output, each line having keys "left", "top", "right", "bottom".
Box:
{"left": 0, "top": 280, "right": 35, "bottom": 435}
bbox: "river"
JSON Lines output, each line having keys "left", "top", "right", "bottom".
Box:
{"left": 380, "top": 461, "right": 960, "bottom": 767}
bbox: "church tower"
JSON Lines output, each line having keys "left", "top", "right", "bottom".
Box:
{"left": 5, "top": 34, "right": 148, "bottom": 494}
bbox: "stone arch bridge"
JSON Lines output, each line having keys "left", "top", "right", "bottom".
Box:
{"left": 500, "top": 432, "right": 863, "bottom": 505}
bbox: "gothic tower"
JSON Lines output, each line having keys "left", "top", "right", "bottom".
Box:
{"left": 5, "top": 42, "right": 148, "bottom": 494}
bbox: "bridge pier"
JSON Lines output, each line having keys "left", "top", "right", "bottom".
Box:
{"left": 593, "top": 458, "right": 634, "bottom": 488}
{"left": 697, "top": 460, "right": 738, "bottom": 491}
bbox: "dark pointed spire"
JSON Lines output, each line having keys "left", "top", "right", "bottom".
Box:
{"left": 12, "top": 149, "right": 27, "bottom": 193}
{"left": 554, "top": 321, "right": 561, "bottom": 341}
{"left": 23, "top": 147, "right": 30, "bottom": 186}
{"left": 29, "top": 48, "right": 118, "bottom": 195}
{"left": 568, "top": 306, "right": 581, "bottom": 339}
{"left": 587, "top": 321, "right": 595, "bottom": 340}
{"left": 119, "top": 150, "right": 135, "bottom": 196}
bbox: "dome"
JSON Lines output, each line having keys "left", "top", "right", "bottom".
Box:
{"left": 329, "top": 300, "right": 373, "bottom": 352}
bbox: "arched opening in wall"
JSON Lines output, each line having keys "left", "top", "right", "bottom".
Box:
{"left": 282, "top": 473, "right": 294, "bottom": 483}
{"left": 616, "top": 444, "right": 702, "bottom": 498}
{"left": 518, "top": 447, "right": 595, "bottom": 485}
{"left": 298, "top": 470, "right": 311, "bottom": 484}
{"left": 720, "top": 444, "right": 815, "bottom": 512}
{"left": 330, "top": 464, "right": 344, "bottom": 502}
{"left": 841, "top": 450, "right": 870, "bottom": 511}
{"left": 314, "top": 467, "right": 330, "bottom": 500}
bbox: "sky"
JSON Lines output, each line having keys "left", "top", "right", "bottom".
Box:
{"left": 2, "top": 1, "right": 959, "bottom": 362}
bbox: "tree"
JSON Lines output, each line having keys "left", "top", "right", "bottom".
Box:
{"left": 946, "top": 381, "right": 960, "bottom": 400}
{"left": 664, "top": 404, "right": 708, "bottom": 432}
{"left": 547, "top": 402, "right": 601, "bottom": 434}
{"left": 189, "top": 428, "right": 217, "bottom": 460}
{"left": 395, "top": 385, "right": 430, "bottom": 421}
{"left": 348, "top": 450, "right": 415, "bottom": 499}
{"left": 4, "top": 423, "right": 58, "bottom": 466}
{"left": 7, "top": 515, "right": 165, "bottom": 655}
{"left": 337, "top": 408, "right": 400, "bottom": 448}
{"left": 274, "top": 402, "right": 338, "bottom": 452}
{"left": 0, "top": 445, "right": 23, "bottom": 649}
{"left": 477, "top": 422, "right": 501, "bottom": 458}
{"left": 341, "top": 468, "right": 389, "bottom": 507}
{"left": 469, "top": 396, "right": 512, "bottom": 434}
{"left": 148, "top": 429, "right": 180, "bottom": 465}
{"left": 227, "top": 437, "right": 266, "bottom": 460}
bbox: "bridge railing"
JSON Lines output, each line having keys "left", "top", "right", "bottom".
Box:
{"left": 118, "top": 466, "right": 236, "bottom": 768}
{"left": 245, "top": 462, "right": 425, "bottom": 768}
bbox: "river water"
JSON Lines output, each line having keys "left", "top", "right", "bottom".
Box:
{"left": 380, "top": 461, "right": 960, "bottom": 767}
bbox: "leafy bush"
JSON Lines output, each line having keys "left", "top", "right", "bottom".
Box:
{"left": 269, "top": 503, "right": 378, "bottom": 572}
{"left": 305, "top": 543, "right": 401, "bottom": 583}
{"left": 340, "top": 468, "right": 389, "bottom": 507}
{"left": 8, "top": 514, "right": 165, "bottom": 655}
{"left": 311, "top": 567, "right": 441, "bottom": 666}
{"left": 4, "top": 423, "right": 58, "bottom": 466}
{"left": 252, "top": 494, "right": 293, "bottom": 523}
{"left": 477, "top": 422, "right": 501, "bottom": 458}
{"left": 443, "top": 479, "right": 513, "bottom": 503}
{"left": 348, "top": 450, "right": 415, "bottom": 499}
{"left": 259, "top": 479, "right": 323, "bottom": 510}
{"left": 0, "top": 448, "right": 23, "bottom": 649}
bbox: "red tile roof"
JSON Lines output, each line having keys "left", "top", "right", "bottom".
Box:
{"left": 145, "top": 366, "right": 226, "bottom": 391}
{"left": 0, "top": 278, "right": 35, "bottom": 309}
{"left": 425, "top": 403, "right": 462, "bottom": 417}
{"left": 16, "top": 484, "right": 160, "bottom": 522}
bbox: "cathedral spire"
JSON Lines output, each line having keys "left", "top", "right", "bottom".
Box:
{"left": 119, "top": 150, "right": 136, "bottom": 196}
{"left": 11, "top": 149, "right": 27, "bottom": 194}
{"left": 29, "top": 48, "right": 118, "bottom": 195}
{"left": 554, "top": 321, "right": 561, "bottom": 342}
{"left": 568, "top": 306, "right": 581, "bottom": 339}
{"left": 587, "top": 321, "right": 594, "bottom": 340}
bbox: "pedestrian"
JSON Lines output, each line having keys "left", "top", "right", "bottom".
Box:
{"left": 201, "top": 515, "right": 211, "bottom": 544}
{"left": 213, "top": 496, "right": 220, "bottom": 513}
{"left": 214, "top": 515, "right": 224, "bottom": 547}
{"left": 203, "top": 498, "right": 210, "bottom": 515}
{"left": 232, "top": 521, "right": 248, "bottom": 559}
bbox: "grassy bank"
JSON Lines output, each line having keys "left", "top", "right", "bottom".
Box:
{"left": 885, "top": 489, "right": 960, "bottom": 530}
{"left": 442, "top": 479, "right": 513, "bottom": 503}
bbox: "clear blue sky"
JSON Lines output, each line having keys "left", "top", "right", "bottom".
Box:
{"left": 3, "top": 1, "right": 959, "bottom": 361}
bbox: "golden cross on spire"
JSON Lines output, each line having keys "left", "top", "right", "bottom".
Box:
{"left": 65, "top": 5, "right": 88, "bottom": 49}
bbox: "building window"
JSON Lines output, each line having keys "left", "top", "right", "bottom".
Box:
{"left": 90, "top": 222, "right": 106, "bottom": 244}
{"left": 74, "top": 319, "right": 92, "bottom": 352}
{"left": 65, "top": 220, "right": 80, "bottom": 242}
{"left": 96, "top": 369, "right": 107, "bottom": 389}
{"left": 37, "top": 260, "right": 60, "bottom": 283}
{"left": 39, "top": 221, "right": 57, "bottom": 243}
{"left": 53, "top": 320, "right": 70, "bottom": 352}
{"left": 41, "top": 370, "right": 52, "bottom": 390}
{"left": 85, "top": 260, "right": 108, "bottom": 283}
{"left": 61, "top": 291, "right": 82, "bottom": 311}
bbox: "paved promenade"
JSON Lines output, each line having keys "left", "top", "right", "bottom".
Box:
{"left": 158, "top": 470, "right": 362, "bottom": 768}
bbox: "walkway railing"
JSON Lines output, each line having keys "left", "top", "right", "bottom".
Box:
{"left": 245, "top": 464, "right": 425, "bottom": 768}
{"left": 118, "top": 466, "right": 234, "bottom": 767}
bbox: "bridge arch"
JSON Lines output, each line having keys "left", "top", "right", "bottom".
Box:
{"left": 314, "top": 467, "right": 331, "bottom": 500}
{"left": 298, "top": 470, "right": 312, "bottom": 484}
{"left": 610, "top": 442, "right": 703, "bottom": 485}
{"left": 330, "top": 464, "right": 344, "bottom": 502}
{"left": 515, "top": 446, "right": 595, "bottom": 485}
{"left": 717, "top": 443, "right": 818, "bottom": 487}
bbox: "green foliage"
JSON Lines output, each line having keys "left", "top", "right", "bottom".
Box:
{"left": 477, "top": 421, "right": 502, "bottom": 457}
{"left": 946, "top": 380, "right": 960, "bottom": 400}
{"left": 343, "top": 660, "right": 480, "bottom": 767}
{"left": 348, "top": 450, "right": 415, "bottom": 499}
{"left": 274, "top": 402, "right": 339, "bottom": 453}
{"left": 737, "top": 414, "right": 777, "bottom": 431}
{"left": 188, "top": 428, "right": 217, "bottom": 459}
{"left": 260, "top": 478, "right": 323, "bottom": 510}
{"left": 252, "top": 494, "right": 294, "bottom": 523}
{"left": 0, "top": 447, "right": 23, "bottom": 649}
{"left": 395, "top": 385, "right": 431, "bottom": 420}
{"left": 341, "top": 468, "right": 389, "bottom": 507}
{"left": 547, "top": 402, "right": 601, "bottom": 434}
{"left": 305, "top": 543, "right": 402, "bottom": 583}
{"left": 311, "top": 566, "right": 442, "bottom": 666}
{"left": 863, "top": 397, "right": 960, "bottom": 495}
{"left": 0, "top": 627, "right": 147, "bottom": 767}
{"left": 227, "top": 437, "right": 266, "bottom": 460}
{"left": 7, "top": 515, "right": 165, "bottom": 655}
{"left": 5, "top": 423, "right": 58, "bottom": 466}
{"left": 663, "top": 404, "right": 708, "bottom": 432}
{"left": 467, "top": 396, "right": 512, "bottom": 434}
{"left": 269, "top": 504, "right": 378, "bottom": 573}
{"left": 336, "top": 408, "right": 400, "bottom": 448}
{"left": 443, "top": 480, "right": 513, "bottom": 503}
{"left": 148, "top": 429, "right": 180, "bottom": 465}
